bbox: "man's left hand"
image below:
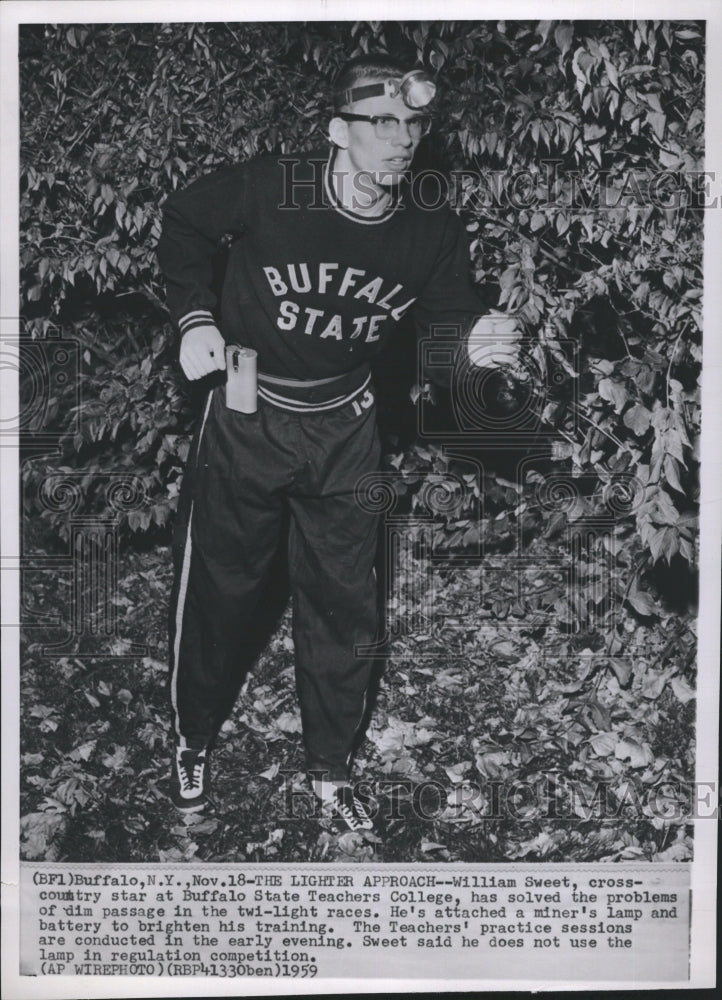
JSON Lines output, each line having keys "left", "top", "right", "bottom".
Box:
{"left": 467, "top": 312, "right": 524, "bottom": 371}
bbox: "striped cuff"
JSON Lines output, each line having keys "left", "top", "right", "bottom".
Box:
{"left": 178, "top": 310, "right": 216, "bottom": 336}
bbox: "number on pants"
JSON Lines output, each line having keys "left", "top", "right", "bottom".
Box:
{"left": 351, "top": 390, "right": 375, "bottom": 417}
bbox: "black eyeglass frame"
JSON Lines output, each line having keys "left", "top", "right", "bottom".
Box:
{"left": 337, "top": 112, "right": 434, "bottom": 138}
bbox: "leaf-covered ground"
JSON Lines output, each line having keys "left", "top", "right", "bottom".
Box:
{"left": 20, "top": 492, "right": 696, "bottom": 865}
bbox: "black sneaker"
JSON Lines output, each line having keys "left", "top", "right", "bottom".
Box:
{"left": 324, "top": 784, "right": 374, "bottom": 833}
{"left": 170, "top": 746, "right": 210, "bottom": 812}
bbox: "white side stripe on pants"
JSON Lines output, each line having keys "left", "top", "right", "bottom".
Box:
{"left": 170, "top": 390, "right": 214, "bottom": 748}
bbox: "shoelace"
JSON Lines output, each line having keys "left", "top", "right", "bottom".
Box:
{"left": 330, "top": 789, "right": 372, "bottom": 831}
{"left": 178, "top": 752, "right": 205, "bottom": 793}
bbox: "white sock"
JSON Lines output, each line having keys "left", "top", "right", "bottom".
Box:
{"left": 311, "top": 778, "right": 349, "bottom": 802}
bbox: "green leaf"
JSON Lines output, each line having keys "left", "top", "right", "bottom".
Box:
{"left": 663, "top": 454, "right": 684, "bottom": 493}
{"left": 626, "top": 586, "right": 657, "bottom": 617}
{"left": 651, "top": 488, "right": 680, "bottom": 526}
{"left": 604, "top": 59, "right": 620, "bottom": 89}
{"left": 648, "top": 527, "right": 667, "bottom": 563}
{"left": 623, "top": 404, "right": 651, "bottom": 436}
{"left": 530, "top": 212, "right": 546, "bottom": 232}
{"left": 583, "top": 123, "right": 606, "bottom": 141}
{"left": 598, "top": 377, "right": 629, "bottom": 413}
{"left": 554, "top": 24, "right": 574, "bottom": 56}
{"left": 660, "top": 526, "right": 680, "bottom": 563}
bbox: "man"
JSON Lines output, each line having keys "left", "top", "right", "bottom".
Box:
{"left": 157, "top": 53, "right": 520, "bottom": 831}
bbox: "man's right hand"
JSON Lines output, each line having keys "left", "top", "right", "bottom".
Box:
{"left": 179, "top": 325, "right": 227, "bottom": 380}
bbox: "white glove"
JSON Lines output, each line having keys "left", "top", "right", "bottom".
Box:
{"left": 179, "top": 325, "right": 226, "bottom": 380}
{"left": 467, "top": 312, "right": 523, "bottom": 370}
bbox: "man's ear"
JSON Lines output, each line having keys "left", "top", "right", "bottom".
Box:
{"left": 328, "top": 116, "right": 349, "bottom": 149}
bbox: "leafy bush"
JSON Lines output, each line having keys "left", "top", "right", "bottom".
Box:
{"left": 20, "top": 20, "right": 703, "bottom": 583}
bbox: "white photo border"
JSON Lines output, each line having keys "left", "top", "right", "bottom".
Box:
{"left": 2, "top": 1, "right": 719, "bottom": 995}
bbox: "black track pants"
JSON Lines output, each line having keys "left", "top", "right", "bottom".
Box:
{"left": 168, "top": 387, "right": 381, "bottom": 781}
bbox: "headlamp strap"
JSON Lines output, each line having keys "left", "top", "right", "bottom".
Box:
{"left": 341, "top": 70, "right": 435, "bottom": 109}
{"left": 341, "top": 81, "right": 388, "bottom": 106}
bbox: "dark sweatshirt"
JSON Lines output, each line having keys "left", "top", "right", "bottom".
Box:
{"left": 157, "top": 149, "right": 484, "bottom": 381}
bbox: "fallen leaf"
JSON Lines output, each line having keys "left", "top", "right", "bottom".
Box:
{"left": 336, "top": 831, "right": 376, "bottom": 860}
{"left": 102, "top": 745, "right": 129, "bottom": 770}
{"left": 590, "top": 731, "right": 618, "bottom": 756}
{"left": 444, "top": 761, "right": 472, "bottom": 783}
{"left": 640, "top": 670, "right": 670, "bottom": 700}
{"left": 259, "top": 762, "right": 281, "bottom": 780}
{"left": 246, "top": 828, "right": 285, "bottom": 853}
{"left": 491, "top": 640, "right": 517, "bottom": 658}
{"left": 70, "top": 741, "right": 96, "bottom": 762}
{"left": 188, "top": 817, "right": 220, "bottom": 835}
{"left": 420, "top": 839, "right": 448, "bottom": 853}
{"left": 609, "top": 658, "right": 632, "bottom": 686}
{"left": 669, "top": 676, "right": 695, "bottom": 703}
{"left": 273, "top": 711, "right": 302, "bottom": 734}
{"left": 656, "top": 840, "right": 692, "bottom": 862}
{"left": 406, "top": 726, "right": 437, "bottom": 748}
{"left": 141, "top": 656, "right": 167, "bottom": 673}
{"left": 475, "top": 750, "right": 512, "bottom": 779}
{"left": 615, "top": 739, "right": 653, "bottom": 768}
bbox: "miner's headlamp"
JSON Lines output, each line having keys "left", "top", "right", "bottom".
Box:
{"left": 339, "top": 69, "right": 437, "bottom": 110}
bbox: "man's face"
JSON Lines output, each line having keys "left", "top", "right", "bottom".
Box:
{"left": 338, "top": 86, "right": 424, "bottom": 187}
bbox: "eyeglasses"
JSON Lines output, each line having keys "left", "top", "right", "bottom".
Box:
{"left": 338, "top": 113, "right": 433, "bottom": 141}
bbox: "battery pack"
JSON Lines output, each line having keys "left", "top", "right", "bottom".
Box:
{"left": 225, "top": 345, "right": 258, "bottom": 413}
